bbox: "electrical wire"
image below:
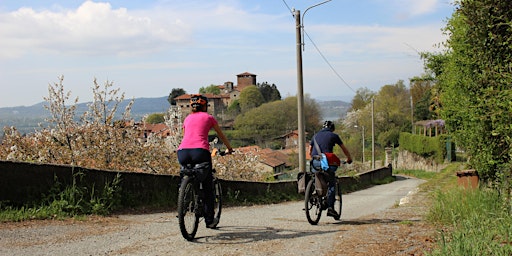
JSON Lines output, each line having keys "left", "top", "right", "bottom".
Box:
{"left": 303, "top": 29, "right": 356, "bottom": 94}
{"left": 281, "top": 0, "right": 356, "bottom": 94}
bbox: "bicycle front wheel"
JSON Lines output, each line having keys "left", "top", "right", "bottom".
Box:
{"left": 213, "top": 178, "right": 222, "bottom": 221}
{"left": 177, "top": 176, "right": 199, "bottom": 241}
{"left": 304, "top": 178, "right": 322, "bottom": 225}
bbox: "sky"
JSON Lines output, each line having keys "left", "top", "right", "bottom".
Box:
{"left": 0, "top": 0, "right": 455, "bottom": 108}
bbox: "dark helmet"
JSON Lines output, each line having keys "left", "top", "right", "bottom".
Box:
{"left": 323, "top": 120, "right": 335, "bottom": 131}
{"left": 190, "top": 94, "right": 208, "bottom": 111}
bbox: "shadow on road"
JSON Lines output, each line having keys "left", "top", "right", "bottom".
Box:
{"left": 338, "top": 218, "right": 421, "bottom": 226}
{"left": 192, "top": 225, "right": 336, "bottom": 244}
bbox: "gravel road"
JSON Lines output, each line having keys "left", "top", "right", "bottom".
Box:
{"left": 0, "top": 176, "right": 425, "bottom": 256}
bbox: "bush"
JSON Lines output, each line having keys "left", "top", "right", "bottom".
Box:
{"left": 399, "top": 132, "right": 454, "bottom": 163}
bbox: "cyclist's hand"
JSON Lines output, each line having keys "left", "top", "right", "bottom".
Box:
{"left": 219, "top": 148, "right": 233, "bottom": 156}
{"left": 346, "top": 158, "right": 353, "bottom": 164}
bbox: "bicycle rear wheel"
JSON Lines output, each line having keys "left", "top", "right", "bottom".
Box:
{"left": 334, "top": 181, "right": 342, "bottom": 220}
{"left": 213, "top": 178, "right": 222, "bottom": 221}
{"left": 305, "top": 178, "right": 322, "bottom": 225}
{"left": 177, "top": 176, "right": 199, "bottom": 241}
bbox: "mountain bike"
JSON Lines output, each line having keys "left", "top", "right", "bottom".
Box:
{"left": 304, "top": 161, "right": 345, "bottom": 225}
{"left": 177, "top": 159, "right": 223, "bottom": 241}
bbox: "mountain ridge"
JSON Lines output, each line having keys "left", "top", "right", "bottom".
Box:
{"left": 0, "top": 96, "right": 349, "bottom": 134}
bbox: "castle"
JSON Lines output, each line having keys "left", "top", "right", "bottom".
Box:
{"left": 174, "top": 71, "right": 257, "bottom": 122}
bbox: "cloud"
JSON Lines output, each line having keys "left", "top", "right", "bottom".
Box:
{"left": 0, "top": 1, "right": 192, "bottom": 58}
{"left": 307, "top": 23, "right": 446, "bottom": 57}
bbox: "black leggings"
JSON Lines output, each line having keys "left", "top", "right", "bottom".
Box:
{"left": 177, "top": 148, "right": 215, "bottom": 223}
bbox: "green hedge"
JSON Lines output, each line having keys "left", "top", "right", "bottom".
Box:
{"left": 399, "top": 132, "right": 454, "bottom": 163}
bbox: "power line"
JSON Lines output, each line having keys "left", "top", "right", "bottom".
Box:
{"left": 303, "top": 29, "right": 356, "bottom": 94}
{"left": 281, "top": 0, "right": 356, "bottom": 94}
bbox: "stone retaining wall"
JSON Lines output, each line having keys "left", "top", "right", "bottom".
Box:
{"left": 394, "top": 150, "right": 446, "bottom": 172}
{"left": 0, "top": 160, "right": 393, "bottom": 208}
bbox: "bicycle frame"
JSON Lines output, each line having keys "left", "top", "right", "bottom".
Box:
{"left": 304, "top": 167, "right": 342, "bottom": 225}
{"left": 177, "top": 162, "right": 222, "bottom": 241}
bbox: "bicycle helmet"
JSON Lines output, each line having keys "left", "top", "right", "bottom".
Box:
{"left": 189, "top": 94, "right": 208, "bottom": 112}
{"left": 323, "top": 120, "right": 335, "bottom": 131}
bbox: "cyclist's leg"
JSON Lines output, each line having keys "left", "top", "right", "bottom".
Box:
{"left": 190, "top": 149, "right": 215, "bottom": 225}
{"left": 326, "top": 166, "right": 338, "bottom": 208}
{"left": 178, "top": 148, "right": 215, "bottom": 225}
{"left": 202, "top": 170, "right": 215, "bottom": 224}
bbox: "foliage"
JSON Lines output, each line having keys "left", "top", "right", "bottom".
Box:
{"left": 227, "top": 99, "right": 241, "bottom": 116}
{"left": 344, "top": 80, "right": 412, "bottom": 149}
{"left": 398, "top": 132, "right": 450, "bottom": 163}
{"left": 427, "top": 187, "right": 512, "bottom": 255}
{"left": 199, "top": 84, "right": 221, "bottom": 95}
{"left": 0, "top": 171, "right": 122, "bottom": 221}
{"left": 428, "top": 0, "right": 512, "bottom": 182}
{"left": 168, "top": 88, "right": 186, "bottom": 105}
{"left": 233, "top": 95, "right": 321, "bottom": 145}
{"left": 257, "top": 82, "right": 281, "bottom": 102}
{"left": 238, "top": 85, "right": 265, "bottom": 113}
{"left": 145, "top": 113, "right": 165, "bottom": 124}
{"left": 410, "top": 75, "right": 438, "bottom": 120}
{"left": 0, "top": 77, "right": 176, "bottom": 174}
{"left": 348, "top": 87, "right": 375, "bottom": 112}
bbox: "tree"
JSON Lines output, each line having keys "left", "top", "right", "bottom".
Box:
{"left": 199, "top": 84, "right": 221, "bottom": 95}
{"left": 374, "top": 80, "right": 412, "bottom": 147}
{"left": 238, "top": 85, "right": 264, "bottom": 113}
{"left": 430, "top": 0, "right": 512, "bottom": 182}
{"left": 168, "top": 88, "right": 186, "bottom": 106}
{"left": 409, "top": 75, "right": 437, "bottom": 121}
{"left": 233, "top": 95, "right": 321, "bottom": 146}
{"left": 343, "top": 81, "right": 411, "bottom": 148}
{"left": 145, "top": 113, "right": 165, "bottom": 124}
{"left": 0, "top": 77, "right": 177, "bottom": 174}
{"left": 257, "top": 82, "right": 281, "bottom": 102}
{"left": 348, "top": 87, "right": 375, "bottom": 112}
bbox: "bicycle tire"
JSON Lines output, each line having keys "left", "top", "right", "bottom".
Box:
{"left": 334, "top": 181, "right": 342, "bottom": 220}
{"left": 213, "top": 178, "right": 222, "bottom": 221}
{"left": 177, "top": 176, "right": 199, "bottom": 241}
{"left": 305, "top": 178, "right": 322, "bottom": 225}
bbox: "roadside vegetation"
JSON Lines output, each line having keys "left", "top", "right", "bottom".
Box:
{"left": 395, "top": 164, "right": 512, "bottom": 255}
{"left": 0, "top": 170, "right": 122, "bottom": 222}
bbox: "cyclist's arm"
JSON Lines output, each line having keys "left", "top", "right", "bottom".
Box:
{"left": 213, "top": 123, "right": 233, "bottom": 153}
{"left": 339, "top": 143, "right": 353, "bottom": 164}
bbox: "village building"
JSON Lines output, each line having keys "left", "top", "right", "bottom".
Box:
{"left": 174, "top": 72, "right": 257, "bottom": 120}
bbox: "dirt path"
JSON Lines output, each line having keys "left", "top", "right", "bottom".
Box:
{"left": 0, "top": 176, "right": 436, "bottom": 256}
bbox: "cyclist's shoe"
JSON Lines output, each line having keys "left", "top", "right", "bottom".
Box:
{"left": 206, "top": 218, "right": 219, "bottom": 229}
{"left": 327, "top": 208, "right": 339, "bottom": 219}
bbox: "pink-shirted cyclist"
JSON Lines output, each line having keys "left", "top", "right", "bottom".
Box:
{"left": 177, "top": 94, "right": 233, "bottom": 229}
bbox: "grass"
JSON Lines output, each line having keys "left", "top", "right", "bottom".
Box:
{"left": 426, "top": 186, "right": 512, "bottom": 255}
{"left": 397, "top": 164, "right": 512, "bottom": 255}
{"left": 0, "top": 171, "right": 122, "bottom": 222}
{"left": 393, "top": 169, "right": 439, "bottom": 180}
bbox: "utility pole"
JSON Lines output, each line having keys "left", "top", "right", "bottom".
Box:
{"left": 371, "top": 98, "right": 375, "bottom": 170}
{"left": 295, "top": 9, "right": 306, "bottom": 174}
{"left": 294, "top": 1, "right": 332, "bottom": 174}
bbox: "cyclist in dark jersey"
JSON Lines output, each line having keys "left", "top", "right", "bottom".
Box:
{"left": 309, "top": 120, "right": 352, "bottom": 219}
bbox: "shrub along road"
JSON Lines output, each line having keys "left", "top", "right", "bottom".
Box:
{"left": 0, "top": 176, "right": 428, "bottom": 256}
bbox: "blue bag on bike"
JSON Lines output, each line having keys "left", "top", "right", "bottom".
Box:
{"left": 312, "top": 136, "right": 329, "bottom": 171}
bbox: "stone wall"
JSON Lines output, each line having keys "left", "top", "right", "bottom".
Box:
{"left": 394, "top": 150, "right": 447, "bottom": 172}
{"left": 0, "top": 160, "right": 393, "bottom": 208}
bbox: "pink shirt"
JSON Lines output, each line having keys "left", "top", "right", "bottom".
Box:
{"left": 178, "top": 112, "right": 218, "bottom": 151}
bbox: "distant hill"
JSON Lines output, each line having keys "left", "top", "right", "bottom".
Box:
{"left": 0, "top": 97, "right": 170, "bottom": 134}
{"left": 318, "top": 100, "right": 351, "bottom": 121}
{"left": 0, "top": 97, "right": 349, "bottom": 134}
